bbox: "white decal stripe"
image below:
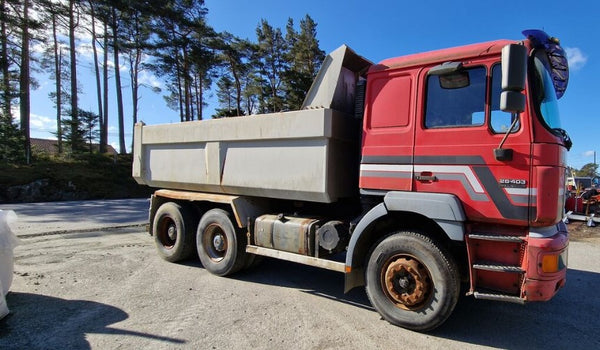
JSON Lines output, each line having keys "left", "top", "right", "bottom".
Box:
{"left": 414, "top": 165, "right": 484, "bottom": 193}
{"left": 360, "top": 164, "right": 412, "bottom": 172}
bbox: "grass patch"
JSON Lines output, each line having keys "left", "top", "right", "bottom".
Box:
{"left": 0, "top": 154, "right": 153, "bottom": 202}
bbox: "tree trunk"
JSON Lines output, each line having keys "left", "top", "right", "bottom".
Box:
{"left": 0, "top": 0, "right": 11, "bottom": 120}
{"left": 69, "top": 0, "right": 79, "bottom": 152}
{"left": 130, "top": 13, "right": 141, "bottom": 127}
{"left": 229, "top": 59, "right": 242, "bottom": 116}
{"left": 194, "top": 73, "right": 202, "bottom": 120}
{"left": 183, "top": 50, "right": 191, "bottom": 121}
{"left": 51, "top": 10, "right": 63, "bottom": 154}
{"left": 112, "top": 7, "right": 125, "bottom": 154}
{"left": 102, "top": 20, "right": 109, "bottom": 153}
{"left": 174, "top": 48, "right": 184, "bottom": 122}
{"left": 89, "top": 1, "right": 104, "bottom": 153}
{"left": 19, "top": 0, "right": 31, "bottom": 164}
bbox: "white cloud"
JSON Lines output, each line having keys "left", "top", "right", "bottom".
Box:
{"left": 565, "top": 47, "right": 588, "bottom": 71}
{"left": 11, "top": 107, "right": 56, "bottom": 133}
{"left": 583, "top": 150, "right": 596, "bottom": 157}
{"left": 139, "top": 71, "right": 162, "bottom": 89}
{"left": 30, "top": 113, "right": 56, "bottom": 132}
{"left": 77, "top": 43, "right": 95, "bottom": 60}
{"left": 31, "top": 42, "right": 47, "bottom": 55}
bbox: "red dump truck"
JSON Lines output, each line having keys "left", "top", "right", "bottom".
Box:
{"left": 133, "top": 29, "right": 570, "bottom": 331}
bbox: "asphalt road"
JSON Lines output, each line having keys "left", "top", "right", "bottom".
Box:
{"left": 0, "top": 200, "right": 599, "bottom": 349}
{"left": 0, "top": 198, "right": 149, "bottom": 237}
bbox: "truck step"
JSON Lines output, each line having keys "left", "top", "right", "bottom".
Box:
{"left": 473, "top": 291, "right": 525, "bottom": 304}
{"left": 468, "top": 233, "right": 524, "bottom": 243}
{"left": 472, "top": 262, "right": 524, "bottom": 273}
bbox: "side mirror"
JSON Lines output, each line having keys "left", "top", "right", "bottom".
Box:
{"left": 500, "top": 44, "right": 527, "bottom": 113}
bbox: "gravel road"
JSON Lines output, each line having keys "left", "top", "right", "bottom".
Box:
{"left": 1, "top": 221, "right": 599, "bottom": 349}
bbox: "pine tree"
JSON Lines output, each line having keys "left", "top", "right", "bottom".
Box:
{"left": 150, "top": 0, "right": 216, "bottom": 121}
{"left": 79, "top": 108, "right": 100, "bottom": 153}
{"left": 255, "top": 19, "right": 288, "bottom": 113}
{"left": 0, "top": 110, "right": 23, "bottom": 163}
{"left": 283, "top": 15, "right": 325, "bottom": 110}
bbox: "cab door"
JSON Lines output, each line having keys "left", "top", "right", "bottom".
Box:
{"left": 413, "top": 63, "right": 532, "bottom": 225}
{"left": 359, "top": 68, "right": 418, "bottom": 193}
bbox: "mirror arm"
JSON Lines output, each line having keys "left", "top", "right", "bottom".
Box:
{"left": 494, "top": 114, "right": 519, "bottom": 161}
{"left": 498, "top": 114, "right": 519, "bottom": 149}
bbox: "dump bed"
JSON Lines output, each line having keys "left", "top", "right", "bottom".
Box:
{"left": 133, "top": 109, "right": 358, "bottom": 202}
{"left": 132, "top": 45, "right": 372, "bottom": 203}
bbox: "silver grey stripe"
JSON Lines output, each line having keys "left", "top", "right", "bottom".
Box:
{"left": 436, "top": 174, "right": 489, "bottom": 202}
{"left": 509, "top": 195, "right": 536, "bottom": 204}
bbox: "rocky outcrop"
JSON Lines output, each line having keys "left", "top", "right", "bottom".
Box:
{"left": 0, "top": 179, "right": 89, "bottom": 203}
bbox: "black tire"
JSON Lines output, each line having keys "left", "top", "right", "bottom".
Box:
{"left": 196, "top": 208, "right": 247, "bottom": 276}
{"left": 153, "top": 202, "right": 197, "bottom": 262}
{"left": 365, "top": 231, "right": 460, "bottom": 332}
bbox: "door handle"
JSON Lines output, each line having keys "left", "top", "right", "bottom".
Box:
{"left": 415, "top": 173, "right": 437, "bottom": 182}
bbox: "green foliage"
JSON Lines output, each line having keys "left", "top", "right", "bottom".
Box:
{"left": 578, "top": 162, "right": 599, "bottom": 178}
{"left": 283, "top": 15, "right": 325, "bottom": 110}
{"left": 0, "top": 154, "right": 153, "bottom": 202}
{"left": 80, "top": 108, "right": 100, "bottom": 152}
{"left": 212, "top": 15, "right": 325, "bottom": 117}
{"left": 255, "top": 19, "right": 288, "bottom": 113}
{"left": 3, "top": 0, "right": 327, "bottom": 167}
{"left": 215, "top": 75, "right": 236, "bottom": 113}
{"left": 212, "top": 108, "right": 238, "bottom": 119}
{"left": 0, "top": 111, "right": 25, "bottom": 163}
{"left": 57, "top": 108, "right": 99, "bottom": 154}
{"left": 149, "top": 0, "right": 215, "bottom": 121}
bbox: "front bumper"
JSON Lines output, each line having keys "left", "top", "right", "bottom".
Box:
{"left": 523, "top": 225, "right": 569, "bottom": 301}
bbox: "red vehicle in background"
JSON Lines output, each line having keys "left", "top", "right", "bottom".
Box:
{"left": 565, "top": 176, "right": 600, "bottom": 223}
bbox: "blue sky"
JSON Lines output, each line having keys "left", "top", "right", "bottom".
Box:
{"left": 29, "top": 0, "right": 597, "bottom": 169}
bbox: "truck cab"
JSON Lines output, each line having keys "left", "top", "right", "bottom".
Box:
{"left": 353, "top": 30, "right": 569, "bottom": 309}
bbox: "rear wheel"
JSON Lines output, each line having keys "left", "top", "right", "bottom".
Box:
{"left": 365, "top": 231, "right": 459, "bottom": 331}
{"left": 196, "top": 208, "right": 247, "bottom": 276}
{"left": 153, "top": 202, "right": 197, "bottom": 262}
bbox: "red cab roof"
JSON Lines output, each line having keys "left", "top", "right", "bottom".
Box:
{"left": 369, "top": 39, "right": 516, "bottom": 73}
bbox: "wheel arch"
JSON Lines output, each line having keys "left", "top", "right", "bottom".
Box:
{"left": 345, "top": 192, "right": 467, "bottom": 292}
{"left": 150, "top": 190, "right": 270, "bottom": 232}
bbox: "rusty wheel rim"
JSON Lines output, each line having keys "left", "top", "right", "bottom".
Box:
{"left": 381, "top": 255, "right": 432, "bottom": 310}
{"left": 202, "top": 223, "right": 228, "bottom": 262}
{"left": 158, "top": 217, "right": 177, "bottom": 249}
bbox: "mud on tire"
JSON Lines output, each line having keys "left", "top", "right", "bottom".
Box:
{"left": 365, "top": 231, "right": 460, "bottom": 331}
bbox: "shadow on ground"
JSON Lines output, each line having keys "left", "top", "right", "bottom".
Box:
{"left": 225, "top": 258, "right": 600, "bottom": 348}
{"left": 0, "top": 293, "right": 184, "bottom": 349}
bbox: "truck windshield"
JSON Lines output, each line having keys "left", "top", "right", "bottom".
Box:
{"left": 531, "top": 51, "right": 562, "bottom": 130}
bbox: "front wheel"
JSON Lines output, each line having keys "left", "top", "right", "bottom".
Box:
{"left": 365, "top": 231, "right": 459, "bottom": 331}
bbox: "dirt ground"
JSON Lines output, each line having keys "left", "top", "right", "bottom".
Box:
{"left": 1, "top": 223, "right": 599, "bottom": 349}
{"left": 568, "top": 219, "right": 600, "bottom": 243}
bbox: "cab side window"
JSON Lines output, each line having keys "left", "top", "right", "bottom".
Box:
{"left": 425, "top": 67, "right": 486, "bottom": 128}
{"left": 490, "top": 64, "right": 520, "bottom": 133}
